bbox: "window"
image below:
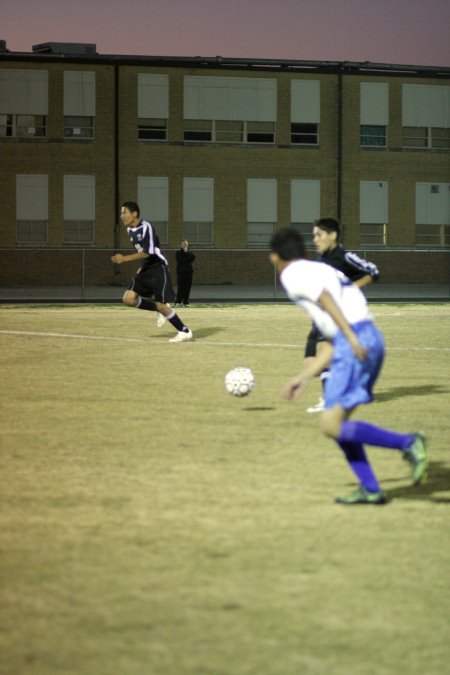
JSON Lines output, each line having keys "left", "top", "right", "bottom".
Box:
{"left": 402, "top": 85, "right": 450, "bottom": 149}
{"left": 246, "top": 121, "right": 274, "bottom": 143}
{"left": 64, "top": 71, "right": 95, "bottom": 139}
{"left": 16, "top": 220, "right": 48, "bottom": 243}
{"left": 184, "top": 76, "right": 276, "bottom": 145}
{"left": 360, "top": 223, "right": 387, "bottom": 246}
{"left": 138, "top": 177, "right": 169, "bottom": 244}
{"left": 291, "top": 80, "right": 320, "bottom": 146}
{"left": 183, "top": 119, "right": 274, "bottom": 144}
{"left": 432, "top": 127, "right": 450, "bottom": 149}
{"left": 0, "top": 113, "right": 46, "bottom": 138}
{"left": 184, "top": 221, "right": 213, "bottom": 245}
{"left": 138, "top": 119, "right": 167, "bottom": 141}
{"left": 247, "top": 222, "right": 275, "bottom": 245}
{"left": 64, "top": 220, "right": 95, "bottom": 243}
{"left": 291, "top": 123, "right": 318, "bottom": 145}
{"left": 415, "top": 224, "right": 450, "bottom": 246}
{"left": 64, "top": 116, "right": 94, "bottom": 138}
{"left": 361, "top": 125, "right": 386, "bottom": 147}
{"left": 415, "top": 182, "right": 450, "bottom": 247}
{"left": 184, "top": 120, "right": 212, "bottom": 142}
{"left": 402, "top": 126, "right": 427, "bottom": 148}
{"left": 247, "top": 179, "right": 277, "bottom": 247}
{"left": 403, "top": 126, "right": 450, "bottom": 149}
{"left": 0, "top": 69, "right": 48, "bottom": 138}
{"left": 16, "top": 175, "right": 48, "bottom": 244}
{"left": 291, "top": 223, "right": 315, "bottom": 245}
{"left": 360, "top": 82, "right": 388, "bottom": 147}
{"left": 64, "top": 175, "right": 95, "bottom": 244}
{"left": 138, "top": 74, "right": 168, "bottom": 141}
{"left": 360, "top": 181, "right": 388, "bottom": 246}
{"left": 215, "top": 120, "right": 243, "bottom": 143}
{"left": 291, "top": 180, "right": 320, "bottom": 245}
{"left": 183, "top": 178, "right": 214, "bottom": 245}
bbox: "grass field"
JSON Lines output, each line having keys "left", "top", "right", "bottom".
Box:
{"left": 1, "top": 303, "right": 449, "bottom": 675}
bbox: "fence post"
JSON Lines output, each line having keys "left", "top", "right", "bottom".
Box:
{"left": 81, "top": 248, "right": 85, "bottom": 302}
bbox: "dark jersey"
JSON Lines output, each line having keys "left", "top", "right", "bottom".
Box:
{"left": 304, "top": 245, "right": 379, "bottom": 356}
{"left": 320, "top": 245, "right": 379, "bottom": 283}
{"left": 127, "top": 220, "right": 168, "bottom": 271}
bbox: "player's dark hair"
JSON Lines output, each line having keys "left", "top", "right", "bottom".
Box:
{"left": 314, "top": 217, "right": 341, "bottom": 239}
{"left": 270, "top": 228, "right": 306, "bottom": 261}
{"left": 122, "top": 201, "right": 140, "bottom": 217}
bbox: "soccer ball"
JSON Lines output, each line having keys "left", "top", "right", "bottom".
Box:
{"left": 225, "top": 367, "right": 255, "bottom": 397}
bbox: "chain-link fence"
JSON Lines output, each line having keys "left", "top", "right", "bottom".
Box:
{"left": 0, "top": 247, "right": 449, "bottom": 302}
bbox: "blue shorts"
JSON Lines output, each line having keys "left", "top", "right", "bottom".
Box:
{"left": 325, "top": 321, "right": 385, "bottom": 411}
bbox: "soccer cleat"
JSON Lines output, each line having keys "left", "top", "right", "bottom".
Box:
{"left": 403, "top": 433, "right": 428, "bottom": 485}
{"left": 169, "top": 329, "right": 193, "bottom": 343}
{"left": 156, "top": 313, "right": 166, "bottom": 327}
{"left": 307, "top": 397, "right": 325, "bottom": 414}
{"left": 335, "top": 486, "right": 387, "bottom": 505}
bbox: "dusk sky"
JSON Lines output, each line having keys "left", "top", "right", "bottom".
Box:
{"left": 2, "top": 0, "right": 450, "bottom": 67}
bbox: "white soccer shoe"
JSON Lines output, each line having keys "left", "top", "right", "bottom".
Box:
{"left": 156, "top": 313, "right": 166, "bottom": 327}
{"left": 307, "top": 397, "right": 325, "bottom": 414}
{"left": 169, "top": 329, "right": 193, "bottom": 343}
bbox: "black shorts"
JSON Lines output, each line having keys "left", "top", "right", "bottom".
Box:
{"left": 304, "top": 324, "right": 327, "bottom": 358}
{"left": 129, "top": 264, "right": 175, "bottom": 304}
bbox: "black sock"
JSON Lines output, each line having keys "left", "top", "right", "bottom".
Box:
{"left": 166, "top": 310, "right": 188, "bottom": 332}
{"left": 137, "top": 297, "right": 157, "bottom": 311}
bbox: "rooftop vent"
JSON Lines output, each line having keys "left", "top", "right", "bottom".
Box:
{"left": 32, "top": 42, "right": 97, "bottom": 55}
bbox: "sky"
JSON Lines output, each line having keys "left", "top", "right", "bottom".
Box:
{"left": 2, "top": 0, "right": 450, "bottom": 67}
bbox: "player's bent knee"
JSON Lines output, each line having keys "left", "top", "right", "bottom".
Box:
{"left": 319, "top": 412, "right": 340, "bottom": 439}
{"left": 123, "top": 290, "right": 138, "bottom": 306}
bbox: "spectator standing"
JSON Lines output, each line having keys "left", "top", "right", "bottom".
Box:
{"left": 175, "top": 240, "right": 196, "bottom": 307}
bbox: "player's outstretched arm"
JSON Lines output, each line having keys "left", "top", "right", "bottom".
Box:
{"left": 354, "top": 274, "right": 374, "bottom": 289}
{"left": 111, "top": 251, "right": 149, "bottom": 264}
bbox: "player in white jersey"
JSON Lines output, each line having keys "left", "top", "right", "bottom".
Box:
{"left": 270, "top": 228, "right": 428, "bottom": 505}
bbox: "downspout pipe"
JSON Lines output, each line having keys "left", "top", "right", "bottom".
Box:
{"left": 337, "top": 66, "right": 343, "bottom": 224}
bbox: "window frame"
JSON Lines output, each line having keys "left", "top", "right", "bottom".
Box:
{"left": 64, "top": 115, "right": 94, "bottom": 139}
{"left": 183, "top": 119, "right": 275, "bottom": 144}
{"left": 183, "top": 221, "right": 214, "bottom": 246}
{"left": 0, "top": 113, "right": 47, "bottom": 138}
{"left": 359, "top": 223, "right": 387, "bottom": 247}
{"left": 291, "top": 122, "right": 319, "bottom": 145}
{"left": 138, "top": 118, "right": 167, "bottom": 141}
{"left": 360, "top": 124, "right": 387, "bottom": 147}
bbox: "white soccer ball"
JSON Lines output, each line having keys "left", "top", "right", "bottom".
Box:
{"left": 225, "top": 367, "right": 255, "bottom": 397}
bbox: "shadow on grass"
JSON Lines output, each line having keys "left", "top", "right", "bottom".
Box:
{"left": 189, "top": 326, "right": 223, "bottom": 338}
{"left": 374, "top": 384, "right": 449, "bottom": 403}
{"left": 244, "top": 406, "right": 276, "bottom": 411}
{"left": 387, "top": 461, "right": 450, "bottom": 504}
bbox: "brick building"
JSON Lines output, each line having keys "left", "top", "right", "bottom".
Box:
{"left": 0, "top": 41, "right": 449, "bottom": 288}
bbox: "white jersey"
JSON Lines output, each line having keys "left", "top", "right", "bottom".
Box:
{"left": 280, "top": 259, "right": 372, "bottom": 339}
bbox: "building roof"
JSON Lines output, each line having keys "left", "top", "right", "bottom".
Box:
{"left": 0, "top": 40, "right": 449, "bottom": 77}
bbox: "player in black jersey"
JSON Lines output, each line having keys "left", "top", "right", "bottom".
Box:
{"left": 111, "top": 202, "right": 193, "bottom": 342}
{"left": 305, "top": 218, "right": 379, "bottom": 412}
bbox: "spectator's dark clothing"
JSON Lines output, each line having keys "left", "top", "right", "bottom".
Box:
{"left": 175, "top": 248, "right": 196, "bottom": 305}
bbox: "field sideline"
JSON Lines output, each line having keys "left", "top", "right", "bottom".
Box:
{"left": 1, "top": 303, "right": 449, "bottom": 675}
